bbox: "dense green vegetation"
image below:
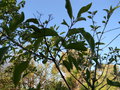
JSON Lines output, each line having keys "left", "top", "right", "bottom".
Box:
{"left": 0, "top": 0, "right": 120, "bottom": 90}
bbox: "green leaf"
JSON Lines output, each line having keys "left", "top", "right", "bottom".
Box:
{"left": 107, "top": 78, "right": 120, "bottom": 87}
{"left": 88, "top": 16, "right": 92, "bottom": 19}
{"left": 102, "top": 21, "right": 106, "bottom": 23}
{"left": 0, "top": 47, "right": 9, "bottom": 64}
{"left": 68, "top": 55, "right": 73, "bottom": 69}
{"left": 67, "top": 28, "right": 84, "bottom": 37}
{"left": 80, "top": 30, "right": 95, "bottom": 53}
{"left": 27, "top": 25, "right": 40, "bottom": 32}
{"left": 67, "top": 28, "right": 95, "bottom": 53}
{"left": 28, "top": 26, "right": 58, "bottom": 38}
{"left": 34, "top": 37, "right": 43, "bottom": 52}
{"left": 19, "top": 12, "right": 25, "bottom": 23}
{"left": 86, "top": 69, "right": 90, "bottom": 80}
{"left": 0, "top": 2, "right": 6, "bottom": 7}
{"left": 114, "top": 64, "right": 117, "bottom": 75}
{"left": 36, "top": 82, "right": 41, "bottom": 90}
{"left": 95, "top": 42, "right": 105, "bottom": 45}
{"left": 13, "top": 61, "right": 29, "bottom": 87}
{"left": 61, "top": 19, "right": 69, "bottom": 27}
{"left": 63, "top": 61, "right": 71, "bottom": 72}
{"left": 42, "top": 59, "right": 48, "bottom": 64}
{"left": 93, "top": 11, "right": 98, "bottom": 15}
{"left": 1, "top": 24, "right": 10, "bottom": 35}
{"left": 77, "top": 3, "right": 92, "bottom": 18}
{"left": 9, "top": 12, "right": 25, "bottom": 32}
{"left": 76, "top": 17, "right": 86, "bottom": 22}
{"left": 25, "top": 18, "right": 39, "bottom": 24}
{"left": 65, "top": 0, "right": 73, "bottom": 19}
{"left": 22, "top": 72, "right": 29, "bottom": 78}
{"left": 68, "top": 55, "right": 79, "bottom": 70}
{"left": 65, "top": 41, "right": 87, "bottom": 51}
{"left": 53, "top": 36, "right": 64, "bottom": 47}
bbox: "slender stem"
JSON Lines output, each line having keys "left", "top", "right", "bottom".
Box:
{"left": 53, "top": 60, "right": 71, "bottom": 90}
{"left": 0, "top": 31, "right": 52, "bottom": 60}
{"left": 69, "top": 72, "right": 88, "bottom": 90}
{"left": 43, "top": 35, "right": 71, "bottom": 90}
{"left": 102, "top": 33, "right": 120, "bottom": 49}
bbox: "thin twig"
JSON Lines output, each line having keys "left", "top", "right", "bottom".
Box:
{"left": 104, "top": 27, "right": 120, "bottom": 33}
{"left": 69, "top": 72, "right": 88, "bottom": 90}
{"left": 102, "top": 33, "right": 120, "bottom": 49}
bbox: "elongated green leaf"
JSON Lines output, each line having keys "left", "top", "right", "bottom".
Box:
{"left": 1, "top": 24, "right": 10, "bottom": 35}
{"left": 86, "top": 69, "right": 90, "bottom": 80}
{"left": 27, "top": 25, "right": 40, "bottom": 32}
{"left": 53, "top": 36, "right": 64, "bottom": 47}
{"left": 9, "top": 12, "right": 25, "bottom": 32}
{"left": 36, "top": 82, "right": 41, "bottom": 90}
{"left": 31, "top": 28, "right": 58, "bottom": 38}
{"left": 19, "top": 12, "right": 25, "bottom": 23}
{"left": 80, "top": 30, "right": 95, "bottom": 53}
{"left": 68, "top": 55, "right": 79, "bottom": 70}
{"left": 67, "top": 28, "right": 95, "bottom": 53}
{"left": 34, "top": 37, "right": 43, "bottom": 52}
{"left": 77, "top": 3, "right": 92, "bottom": 18}
{"left": 0, "top": 47, "right": 9, "bottom": 64}
{"left": 13, "top": 61, "right": 29, "bottom": 87}
{"left": 65, "top": 41, "right": 87, "bottom": 51}
{"left": 76, "top": 17, "right": 86, "bottom": 22}
{"left": 95, "top": 42, "right": 105, "bottom": 45}
{"left": 114, "top": 64, "right": 117, "bottom": 75}
{"left": 61, "top": 19, "right": 69, "bottom": 27}
{"left": 67, "top": 28, "right": 84, "bottom": 36}
{"left": 107, "top": 78, "right": 120, "bottom": 87}
{"left": 68, "top": 55, "right": 73, "bottom": 69}
{"left": 63, "top": 61, "right": 71, "bottom": 72}
{"left": 25, "top": 18, "right": 39, "bottom": 24}
{"left": 65, "top": 0, "right": 73, "bottom": 19}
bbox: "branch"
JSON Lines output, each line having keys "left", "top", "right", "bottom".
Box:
{"left": 0, "top": 31, "right": 52, "bottom": 60}
{"left": 97, "top": 64, "right": 110, "bottom": 87}
{"left": 98, "top": 76, "right": 117, "bottom": 90}
{"left": 53, "top": 60, "right": 71, "bottom": 90}
{"left": 43, "top": 35, "right": 71, "bottom": 90}
{"left": 69, "top": 72, "right": 88, "bottom": 90}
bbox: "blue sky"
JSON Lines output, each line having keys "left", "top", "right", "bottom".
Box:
{"left": 21, "top": 0, "right": 120, "bottom": 49}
